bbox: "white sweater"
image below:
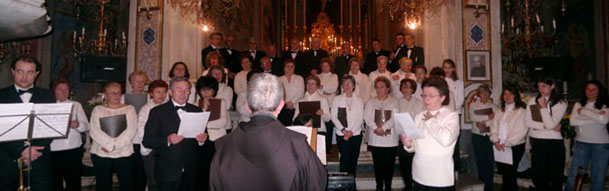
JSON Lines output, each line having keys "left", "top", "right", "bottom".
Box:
{"left": 525, "top": 97, "right": 567, "bottom": 140}
{"left": 234, "top": 70, "right": 249, "bottom": 96}
{"left": 294, "top": 91, "right": 331, "bottom": 132}
{"left": 405, "top": 106, "right": 460, "bottom": 187}
{"left": 317, "top": 72, "right": 338, "bottom": 103}
{"left": 365, "top": 96, "right": 399, "bottom": 147}
{"left": 51, "top": 100, "right": 90, "bottom": 151}
{"left": 331, "top": 94, "right": 365, "bottom": 136}
{"left": 445, "top": 78, "right": 464, "bottom": 114}
{"left": 350, "top": 71, "right": 371, "bottom": 103}
{"left": 136, "top": 101, "right": 164, "bottom": 156}
{"left": 569, "top": 102, "right": 609, "bottom": 143}
{"left": 279, "top": 74, "right": 305, "bottom": 106}
{"left": 90, "top": 105, "right": 137, "bottom": 158}
{"left": 468, "top": 99, "right": 497, "bottom": 135}
{"left": 490, "top": 104, "right": 527, "bottom": 146}
{"left": 398, "top": 96, "right": 425, "bottom": 120}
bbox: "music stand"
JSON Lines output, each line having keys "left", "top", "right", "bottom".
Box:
{"left": 0, "top": 103, "right": 73, "bottom": 190}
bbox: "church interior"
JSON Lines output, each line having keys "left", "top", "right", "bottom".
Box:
{"left": 1, "top": 0, "right": 609, "bottom": 190}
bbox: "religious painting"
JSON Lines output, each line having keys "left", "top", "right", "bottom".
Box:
{"left": 465, "top": 50, "right": 490, "bottom": 81}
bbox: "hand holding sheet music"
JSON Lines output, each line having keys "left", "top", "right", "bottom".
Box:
{"left": 177, "top": 112, "right": 210, "bottom": 138}
{"left": 394, "top": 112, "right": 425, "bottom": 139}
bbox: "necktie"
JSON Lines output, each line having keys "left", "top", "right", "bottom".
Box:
{"left": 18, "top": 89, "right": 33, "bottom": 95}
{"left": 175, "top": 106, "right": 186, "bottom": 111}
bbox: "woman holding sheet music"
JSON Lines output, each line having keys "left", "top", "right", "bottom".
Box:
{"left": 400, "top": 77, "right": 459, "bottom": 190}
{"left": 525, "top": 76, "right": 567, "bottom": 191}
{"left": 468, "top": 85, "right": 497, "bottom": 191}
{"left": 89, "top": 82, "right": 138, "bottom": 191}
{"left": 294, "top": 75, "right": 331, "bottom": 133}
{"left": 331, "top": 75, "right": 364, "bottom": 176}
{"left": 196, "top": 76, "right": 229, "bottom": 189}
{"left": 364, "top": 76, "right": 399, "bottom": 191}
{"left": 489, "top": 86, "right": 527, "bottom": 191}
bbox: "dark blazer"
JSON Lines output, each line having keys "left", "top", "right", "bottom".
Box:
{"left": 281, "top": 50, "right": 306, "bottom": 76}
{"left": 0, "top": 85, "right": 55, "bottom": 191}
{"left": 407, "top": 46, "right": 425, "bottom": 70}
{"left": 221, "top": 47, "right": 240, "bottom": 73}
{"left": 302, "top": 49, "right": 329, "bottom": 79}
{"left": 142, "top": 101, "right": 203, "bottom": 183}
{"left": 243, "top": 49, "right": 266, "bottom": 71}
{"left": 363, "top": 50, "right": 391, "bottom": 74}
{"left": 334, "top": 54, "right": 354, "bottom": 78}
{"left": 268, "top": 56, "right": 284, "bottom": 76}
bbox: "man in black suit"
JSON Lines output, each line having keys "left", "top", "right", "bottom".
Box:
{"left": 334, "top": 43, "right": 354, "bottom": 78}
{"left": 222, "top": 35, "right": 240, "bottom": 78}
{"left": 390, "top": 33, "right": 407, "bottom": 72}
{"left": 260, "top": 57, "right": 282, "bottom": 76}
{"left": 245, "top": 37, "right": 266, "bottom": 70}
{"left": 142, "top": 77, "right": 208, "bottom": 191}
{"left": 267, "top": 45, "right": 283, "bottom": 76}
{"left": 281, "top": 39, "right": 305, "bottom": 76}
{"left": 303, "top": 36, "right": 328, "bottom": 78}
{"left": 403, "top": 34, "right": 424, "bottom": 71}
{"left": 0, "top": 56, "right": 55, "bottom": 191}
{"left": 363, "top": 39, "right": 391, "bottom": 74}
{"left": 201, "top": 32, "right": 227, "bottom": 70}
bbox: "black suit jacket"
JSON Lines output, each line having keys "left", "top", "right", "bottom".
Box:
{"left": 142, "top": 101, "right": 204, "bottom": 182}
{"left": 243, "top": 50, "right": 266, "bottom": 71}
{"left": 268, "top": 56, "right": 284, "bottom": 76}
{"left": 221, "top": 47, "right": 240, "bottom": 73}
{"left": 0, "top": 85, "right": 55, "bottom": 191}
{"left": 334, "top": 54, "right": 354, "bottom": 78}
{"left": 303, "top": 49, "right": 329, "bottom": 78}
{"left": 281, "top": 50, "right": 306, "bottom": 76}
{"left": 363, "top": 50, "right": 391, "bottom": 74}
{"left": 407, "top": 46, "right": 425, "bottom": 70}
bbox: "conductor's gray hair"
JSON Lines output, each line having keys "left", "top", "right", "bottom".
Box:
{"left": 247, "top": 73, "right": 284, "bottom": 112}
{"left": 169, "top": 76, "right": 192, "bottom": 90}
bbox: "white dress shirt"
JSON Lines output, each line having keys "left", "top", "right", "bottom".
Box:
{"left": 317, "top": 72, "right": 338, "bottom": 103}
{"left": 406, "top": 106, "right": 460, "bottom": 187}
{"left": 350, "top": 71, "right": 371, "bottom": 103}
{"left": 332, "top": 94, "right": 365, "bottom": 136}
{"left": 490, "top": 103, "right": 527, "bottom": 146}
{"left": 390, "top": 70, "right": 417, "bottom": 98}
{"left": 368, "top": 69, "right": 392, "bottom": 98}
{"left": 445, "top": 78, "right": 464, "bottom": 114}
{"left": 279, "top": 74, "right": 305, "bottom": 106}
{"left": 525, "top": 97, "right": 567, "bottom": 140}
{"left": 569, "top": 102, "right": 609, "bottom": 143}
{"left": 365, "top": 96, "right": 399, "bottom": 147}
{"left": 15, "top": 84, "right": 33, "bottom": 103}
{"left": 135, "top": 100, "right": 165, "bottom": 156}
{"left": 51, "top": 100, "right": 90, "bottom": 151}
{"left": 468, "top": 99, "right": 497, "bottom": 135}
{"left": 89, "top": 105, "right": 137, "bottom": 158}
{"left": 294, "top": 91, "right": 331, "bottom": 132}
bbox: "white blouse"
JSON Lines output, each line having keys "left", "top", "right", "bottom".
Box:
{"left": 90, "top": 105, "right": 137, "bottom": 158}
{"left": 405, "top": 106, "right": 460, "bottom": 187}
{"left": 234, "top": 70, "right": 249, "bottom": 96}
{"left": 445, "top": 78, "right": 464, "bottom": 114}
{"left": 205, "top": 99, "right": 229, "bottom": 141}
{"left": 364, "top": 96, "right": 399, "bottom": 147}
{"left": 51, "top": 100, "right": 90, "bottom": 151}
{"left": 414, "top": 82, "right": 423, "bottom": 100}
{"left": 569, "top": 102, "right": 609, "bottom": 143}
{"left": 398, "top": 96, "right": 425, "bottom": 120}
{"left": 468, "top": 99, "right": 497, "bottom": 135}
{"left": 215, "top": 83, "right": 234, "bottom": 110}
{"left": 368, "top": 70, "right": 392, "bottom": 98}
{"left": 525, "top": 97, "right": 567, "bottom": 140}
{"left": 294, "top": 91, "right": 331, "bottom": 132}
{"left": 135, "top": 101, "right": 164, "bottom": 156}
{"left": 279, "top": 74, "right": 305, "bottom": 106}
{"left": 331, "top": 94, "right": 365, "bottom": 136}
{"left": 317, "top": 72, "right": 339, "bottom": 103}
{"left": 350, "top": 71, "right": 371, "bottom": 103}
{"left": 236, "top": 93, "right": 250, "bottom": 122}
{"left": 390, "top": 70, "right": 417, "bottom": 98}
{"left": 490, "top": 103, "right": 527, "bottom": 146}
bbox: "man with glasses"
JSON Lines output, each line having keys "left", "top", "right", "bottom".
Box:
{"left": 244, "top": 37, "right": 266, "bottom": 70}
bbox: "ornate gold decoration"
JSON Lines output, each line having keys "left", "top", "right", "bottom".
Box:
{"left": 168, "top": 0, "right": 240, "bottom": 30}
{"left": 310, "top": 13, "right": 341, "bottom": 56}
{"left": 378, "top": 0, "right": 444, "bottom": 29}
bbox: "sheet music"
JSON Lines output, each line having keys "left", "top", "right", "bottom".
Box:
{"left": 0, "top": 103, "right": 34, "bottom": 142}
{"left": 493, "top": 146, "right": 513, "bottom": 165}
{"left": 177, "top": 112, "right": 210, "bottom": 138}
{"left": 32, "top": 103, "right": 73, "bottom": 139}
{"left": 286, "top": 126, "right": 312, "bottom": 144}
{"left": 316, "top": 135, "right": 327, "bottom": 165}
{"left": 394, "top": 112, "right": 425, "bottom": 139}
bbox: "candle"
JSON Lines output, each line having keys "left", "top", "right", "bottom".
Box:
{"left": 516, "top": 28, "right": 519, "bottom": 34}
{"left": 73, "top": 31, "right": 77, "bottom": 40}
{"left": 79, "top": 37, "right": 83, "bottom": 45}
{"left": 552, "top": 19, "right": 556, "bottom": 29}
{"left": 501, "top": 24, "right": 504, "bottom": 33}
{"left": 122, "top": 32, "right": 126, "bottom": 39}
{"left": 104, "top": 29, "right": 107, "bottom": 37}
{"left": 114, "top": 39, "right": 118, "bottom": 47}
{"left": 541, "top": 26, "right": 544, "bottom": 33}
{"left": 82, "top": 27, "right": 85, "bottom": 34}
{"left": 511, "top": 17, "right": 514, "bottom": 27}
{"left": 536, "top": 14, "right": 540, "bottom": 23}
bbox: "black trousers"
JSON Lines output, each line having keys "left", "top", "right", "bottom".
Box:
{"left": 337, "top": 134, "right": 362, "bottom": 175}
{"left": 397, "top": 144, "right": 414, "bottom": 191}
{"left": 471, "top": 134, "right": 494, "bottom": 191}
{"left": 370, "top": 146, "right": 397, "bottom": 191}
{"left": 133, "top": 144, "right": 147, "bottom": 191}
{"left": 497, "top": 143, "right": 525, "bottom": 191}
{"left": 91, "top": 154, "right": 134, "bottom": 191}
{"left": 325, "top": 122, "right": 335, "bottom": 154}
{"left": 278, "top": 108, "right": 295, "bottom": 126}
{"left": 157, "top": 170, "right": 198, "bottom": 191}
{"left": 197, "top": 140, "right": 215, "bottom": 191}
{"left": 142, "top": 151, "right": 158, "bottom": 191}
{"left": 530, "top": 138, "right": 565, "bottom": 191}
{"left": 51, "top": 148, "right": 83, "bottom": 191}
{"left": 413, "top": 181, "right": 455, "bottom": 191}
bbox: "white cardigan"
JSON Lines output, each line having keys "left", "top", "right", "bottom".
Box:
{"left": 294, "top": 91, "right": 331, "bottom": 132}
{"left": 525, "top": 97, "right": 567, "bottom": 140}
{"left": 490, "top": 104, "right": 527, "bottom": 146}
{"left": 468, "top": 99, "right": 497, "bottom": 135}
{"left": 569, "top": 102, "right": 609, "bottom": 143}
{"left": 51, "top": 100, "right": 90, "bottom": 151}
{"left": 331, "top": 94, "right": 365, "bottom": 136}
{"left": 405, "top": 106, "right": 460, "bottom": 187}
{"left": 365, "top": 96, "right": 399, "bottom": 147}
{"left": 90, "top": 105, "right": 137, "bottom": 158}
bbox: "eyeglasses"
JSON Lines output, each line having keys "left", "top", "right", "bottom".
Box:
{"left": 421, "top": 94, "right": 442, "bottom": 99}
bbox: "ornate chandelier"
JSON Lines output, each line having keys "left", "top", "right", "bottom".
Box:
{"left": 168, "top": 0, "right": 240, "bottom": 31}
{"left": 381, "top": 0, "right": 444, "bottom": 29}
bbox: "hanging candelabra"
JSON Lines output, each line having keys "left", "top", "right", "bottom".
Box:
{"left": 72, "top": 0, "right": 127, "bottom": 57}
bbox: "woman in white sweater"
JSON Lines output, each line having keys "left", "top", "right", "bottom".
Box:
{"left": 348, "top": 57, "right": 371, "bottom": 103}
{"left": 365, "top": 76, "right": 399, "bottom": 190}
{"left": 294, "top": 75, "right": 331, "bottom": 133}
{"left": 391, "top": 57, "right": 416, "bottom": 98}
{"left": 90, "top": 82, "right": 138, "bottom": 191}
{"left": 489, "top": 87, "right": 528, "bottom": 191}
{"left": 396, "top": 78, "right": 424, "bottom": 190}
{"left": 369, "top": 55, "right": 392, "bottom": 98}
{"left": 525, "top": 76, "right": 567, "bottom": 191}
{"left": 468, "top": 85, "right": 497, "bottom": 191}
{"left": 401, "top": 77, "right": 460, "bottom": 190}
{"left": 442, "top": 59, "right": 464, "bottom": 113}
{"left": 317, "top": 58, "right": 339, "bottom": 104}
{"left": 234, "top": 54, "right": 254, "bottom": 96}
{"left": 135, "top": 80, "right": 168, "bottom": 191}
{"left": 565, "top": 80, "right": 609, "bottom": 191}
{"left": 50, "top": 78, "right": 90, "bottom": 191}
{"left": 278, "top": 59, "right": 304, "bottom": 126}
{"left": 332, "top": 75, "right": 365, "bottom": 175}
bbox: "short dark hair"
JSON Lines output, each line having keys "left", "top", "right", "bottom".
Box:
{"left": 400, "top": 78, "right": 417, "bottom": 93}
{"left": 374, "top": 76, "right": 392, "bottom": 94}
{"left": 196, "top": 76, "right": 218, "bottom": 98}
{"left": 396, "top": 32, "right": 405, "bottom": 37}
{"left": 293, "top": 113, "right": 315, "bottom": 126}
{"left": 283, "top": 58, "right": 295, "bottom": 68}
{"left": 210, "top": 32, "right": 223, "bottom": 40}
{"left": 12, "top": 55, "right": 42, "bottom": 72}
{"left": 305, "top": 75, "right": 321, "bottom": 88}
{"left": 414, "top": 65, "right": 427, "bottom": 74}
{"left": 422, "top": 77, "right": 450, "bottom": 106}
{"left": 429, "top": 67, "right": 446, "bottom": 78}
{"left": 168, "top": 62, "right": 191, "bottom": 79}
{"left": 51, "top": 77, "right": 71, "bottom": 91}
{"left": 405, "top": 33, "right": 414, "bottom": 38}
{"left": 371, "top": 38, "right": 381, "bottom": 43}
{"left": 239, "top": 53, "right": 254, "bottom": 64}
